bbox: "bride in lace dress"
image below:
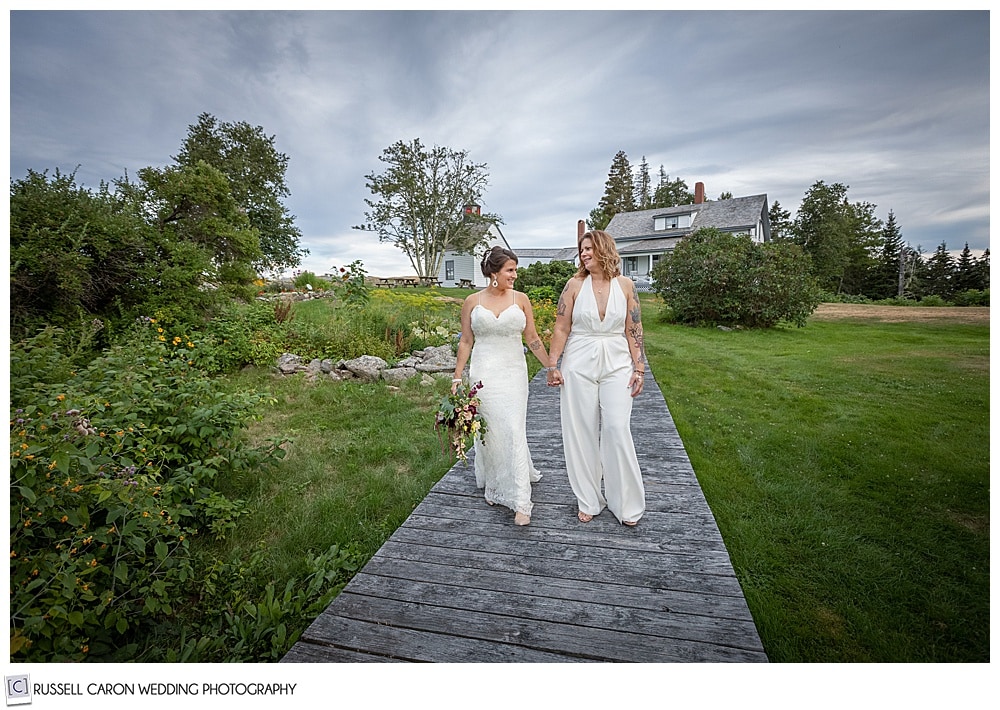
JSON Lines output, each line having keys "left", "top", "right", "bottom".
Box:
{"left": 451, "top": 247, "right": 553, "bottom": 526}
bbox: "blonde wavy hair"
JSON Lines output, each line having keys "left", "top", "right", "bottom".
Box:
{"left": 575, "top": 229, "right": 621, "bottom": 280}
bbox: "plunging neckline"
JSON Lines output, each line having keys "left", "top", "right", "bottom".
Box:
{"left": 589, "top": 275, "right": 613, "bottom": 323}
{"left": 476, "top": 302, "right": 518, "bottom": 320}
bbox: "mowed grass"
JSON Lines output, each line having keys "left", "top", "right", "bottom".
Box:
{"left": 213, "top": 289, "right": 988, "bottom": 662}
{"left": 643, "top": 300, "right": 989, "bottom": 661}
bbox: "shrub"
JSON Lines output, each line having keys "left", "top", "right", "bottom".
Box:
{"left": 292, "top": 270, "right": 332, "bottom": 291}
{"left": 193, "top": 300, "right": 285, "bottom": 373}
{"left": 918, "top": 294, "right": 949, "bottom": 307}
{"left": 516, "top": 260, "right": 577, "bottom": 292}
{"left": 652, "top": 228, "right": 821, "bottom": 328}
{"left": 9, "top": 322, "right": 287, "bottom": 661}
{"left": 951, "top": 289, "right": 989, "bottom": 307}
{"left": 526, "top": 285, "right": 558, "bottom": 304}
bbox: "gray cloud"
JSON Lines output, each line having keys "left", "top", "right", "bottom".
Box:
{"left": 9, "top": 9, "right": 990, "bottom": 276}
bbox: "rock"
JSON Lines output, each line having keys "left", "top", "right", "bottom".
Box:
{"left": 277, "top": 353, "right": 302, "bottom": 374}
{"left": 382, "top": 367, "right": 417, "bottom": 383}
{"left": 342, "top": 355, "right": 388, "bottom": 381}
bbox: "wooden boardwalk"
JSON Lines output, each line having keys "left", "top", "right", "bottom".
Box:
{"left": 282, "top": 369, "right": 767, "bottom": 663}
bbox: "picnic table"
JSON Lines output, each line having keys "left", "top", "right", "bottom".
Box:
{"left": 375, "top": 277, "right": 420, "bottom": 288}
{"left": 418, "top": 276, "right": 442, "bottom": 287}
{"left": 458, "top": 278, "right": 474, "bottom": 289}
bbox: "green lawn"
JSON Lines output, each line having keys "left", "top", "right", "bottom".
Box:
{"left": 213, "top": 290, "right": 989, "bottom": 662}
{"left": 644, "top": 303, "right": 989, "bottom": 661}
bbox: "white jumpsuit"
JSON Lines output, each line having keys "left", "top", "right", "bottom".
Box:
{"left": 560, "top": 275, "right": 646, "bottom": 523}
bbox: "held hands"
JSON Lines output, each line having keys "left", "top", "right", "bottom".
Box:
{"left": 546, "top": 368, "right": 563, "bottom": 387}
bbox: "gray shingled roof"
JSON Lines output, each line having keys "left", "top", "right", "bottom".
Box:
{"left": 515, "top": 247, "right": 578, "bottom": 262}
{"left": 606, "top": 194, "right": 769, "bottom": 242}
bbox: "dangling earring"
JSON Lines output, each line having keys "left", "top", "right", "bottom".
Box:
{"left": 492, "top": 278, "right": 498, "bottom": 288}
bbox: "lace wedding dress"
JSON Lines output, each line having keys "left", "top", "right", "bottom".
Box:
{"left": 468, "top": 296, "right": 541, "bottom": 516}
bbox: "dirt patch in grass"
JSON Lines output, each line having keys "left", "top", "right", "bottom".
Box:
{"left": 811, "top": 303, "right": 989, "bottom": 325}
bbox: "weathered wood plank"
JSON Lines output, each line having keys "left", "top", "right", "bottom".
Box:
{"left": 371, "top": 539, "right": 748, "bottom": 598}
{"left": 282, "top": 369, "right": 767, "bottom": 663}
{"left": 297, "top": 611, "right": 596, "bottom": 662}
{"left": 359, "top": 556, "right": 757, "bottom": 622}
{"left": 323, "top": 593, "right": 765, "bottom": 663}
{"left": 344, "top": 572, "right": 765, "bottom": 652}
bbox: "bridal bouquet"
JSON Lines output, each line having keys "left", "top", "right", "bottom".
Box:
{"left": 435, "top": 380, "right": 487, "bottom": 464}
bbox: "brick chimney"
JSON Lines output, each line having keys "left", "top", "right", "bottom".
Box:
{"left": 463, "top": 203, "right": 481, "bottom": 217}
{"left": 694, "top": 182, "right": 705, "bottom": 204}
{"left": 577, "top": 220, "right": 586, "bottom": 239}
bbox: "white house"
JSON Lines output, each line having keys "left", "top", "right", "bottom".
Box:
{"left": 438, "top": 204, "right": 576, "bottom": 287}
{"left": 605, "top": 182, "right": 771, "bottom": 289}
{"left": 437, "top": 218, "right": 512, "bottom": 288}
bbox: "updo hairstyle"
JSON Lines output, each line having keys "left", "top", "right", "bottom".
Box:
{"left": 480, "top": 246, "right": 519, "bottom": 278}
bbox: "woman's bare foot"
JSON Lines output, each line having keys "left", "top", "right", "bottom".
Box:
{"left": 514, "top": 512, "right": 530, "bottom": 526}
{"left": 577, "top": 511, "right": 593, "bottom": 523}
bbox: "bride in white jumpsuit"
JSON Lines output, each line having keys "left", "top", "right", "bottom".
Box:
{"left": 547, "top": 230, "right": 646, "bottom": 526}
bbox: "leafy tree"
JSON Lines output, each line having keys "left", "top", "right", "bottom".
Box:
{"left": 791, "top": 180, "right": 881, "bottom": 295}
{"left": 589, "top": 150, "right": 636, "bottom": 230}
{"left": 651, "top": 166, "right": 692, "bottom": 208}
{"left": 515, "top": 259, "right": 578, "bottom": 292}
{"left": 652, "top": 227, "right": 820, "bottom": 328}
{"left": 355, "top": 138, "right": 499, "bottom": 279}
{"left": 716, "top": 191, "right": 734, "bottom": 201}
{"left": 123, "top": 161, "right": 263, "bottom": 324}
{"left": 839, "top": 198, "right": 882, "bottom": 296}
{"left": 174, "top": 113, "right": 306, "bottom": 274}
{"left": 768, "top": 200, "right": 794, "bottom": 241}
{"left": 634, "top": 155, "right": 652, "bottom": 210}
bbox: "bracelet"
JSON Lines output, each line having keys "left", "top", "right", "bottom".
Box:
{"left": 451, "top": 378, "right": 463, "bottom": 383}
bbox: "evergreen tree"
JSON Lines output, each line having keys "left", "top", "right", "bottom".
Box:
{"left": 650, "top": 166, "right": 692, "bottom": 208}
{"left": 768, "top": 200, "right": 794, "bottom": 241}
{"left": 634, "top": 155, "right": 652, "bottom": 210}
{"left": 973, "top": 248, "right": 990, "bottom": 290}
{"left": 953, "top": 243, "right": 978, "bottom": 293}
{"left": 921, "top": 241, "right": 956, "bottom": 299}
{"left": 716, "top": 191, "right": 733, "bottom": 201}
{"left": 867, "top": 210, "right": 904, "bottom": 299}
{"left": 589, "top": 150, "right": 636, "bottom": 230}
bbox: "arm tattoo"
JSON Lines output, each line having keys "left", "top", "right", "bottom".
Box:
{"left": 528, "top": 338, "right": 542, "bottom": 351}
{"left": 629, "top": 282, "right": 642, "bottom": 324}
{"left": 628, "top": 324, "right": 646, "bottom": 365}
{"left": 556, "top": 280, "right": 572, "bottom": 317}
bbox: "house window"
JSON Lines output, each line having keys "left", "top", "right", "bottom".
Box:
{"left": 624, "top": 257, "right": 638, "bottom": 275}
{"left": 445, "top": 260, "right": 455, "bottom": 280}
{"left": 654, "top": 215, "right": 680, "bottom": 231}
{"left": 654, "top": 214, "right": 692, "bottom": 230}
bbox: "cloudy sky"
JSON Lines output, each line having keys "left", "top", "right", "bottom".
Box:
{"left": 8, "top": 8, "right": 992, "bottom": 278}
